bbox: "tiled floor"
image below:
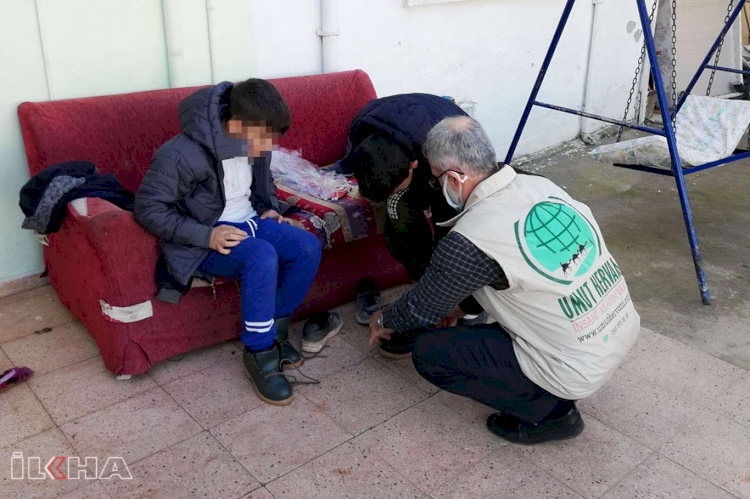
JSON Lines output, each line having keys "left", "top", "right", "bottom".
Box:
{"left": 1, "top": 286, "right": 749, "bottom": 499}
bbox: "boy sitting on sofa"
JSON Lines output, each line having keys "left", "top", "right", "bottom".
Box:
{"left": 135, "top": 78, "right": 342, "bottom": 406}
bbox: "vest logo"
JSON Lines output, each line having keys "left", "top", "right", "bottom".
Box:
{"left": 514, "top": 197, "right": 602, "bottom": 285}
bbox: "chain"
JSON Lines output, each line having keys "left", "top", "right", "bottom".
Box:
{"left": 670, "top": 0, "right": 678, "bottom": 131}
{"left": 706, "top": 1, "right": 735, "bottom": 96}
{"left": 618, "top": 0, "right": 659, "bottom": 142}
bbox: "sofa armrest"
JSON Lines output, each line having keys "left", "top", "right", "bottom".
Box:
{"left": 80, "top": 202, "right": 160, "bottom": 306}
{"left": 68, "top": 197, "right": 130, "bottom": 221}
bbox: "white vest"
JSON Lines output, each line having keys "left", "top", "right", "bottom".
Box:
{"left": 442, "top": 167, "right": 640, "bottom": 399}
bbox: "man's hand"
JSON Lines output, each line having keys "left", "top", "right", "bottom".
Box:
{"left": 368, "top": 310, "right": 393, "bottom": 346}
{"left": 434, "top": 306, "right": 467, "bottom": 329}
{"left": 209, "top": 225, "right": 247, "bottom": 255}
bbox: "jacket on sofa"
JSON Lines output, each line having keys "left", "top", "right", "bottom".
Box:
{"left": 19, "top": 160, "right": 134, "bottom": 235}
{"left": 134, "top": 81, "right": 280, "bottom": 298}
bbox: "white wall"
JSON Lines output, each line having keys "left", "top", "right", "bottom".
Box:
{"left": 338, "top": 0, "right": 595, "bottom": 156}
{"left": 0, "top": 0, "right": 643, "bottom": 285}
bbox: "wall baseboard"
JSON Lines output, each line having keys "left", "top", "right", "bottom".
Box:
{"left": 0, "top": 272, "right": 49, "bottom": 299}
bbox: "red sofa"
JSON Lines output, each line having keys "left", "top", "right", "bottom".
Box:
{"left": 18, "top": 70, "right": 408, "bottom": 377}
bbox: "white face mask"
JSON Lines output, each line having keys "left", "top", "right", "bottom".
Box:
{"left": 442, "top": 172, "right": 467, "bottom": 211}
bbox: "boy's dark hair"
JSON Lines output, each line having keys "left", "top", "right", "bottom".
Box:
{"left": 352, "top": 135, "right": 411, "bottom": 203}
{"left": 229, "top": 79, "right": 291, "bottom": 135}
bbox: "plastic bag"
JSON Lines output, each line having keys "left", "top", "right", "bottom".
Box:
{"left": 591, "top": 95, "right": 750, "bottom": 168}
{"left": 270, "top": 148, "right": 351, "bottom": 201}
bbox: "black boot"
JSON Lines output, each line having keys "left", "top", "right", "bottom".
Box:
{"left": 274, "top": 316, "right": 304, "bottom": 370}
{"left": 486, "top": 405, "right": 584, "bottom": 445}
{"left": 243, "top": 343, "right": 293, "bottom": 406}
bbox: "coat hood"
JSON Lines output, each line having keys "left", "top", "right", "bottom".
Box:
{"left": 178, "top": 81, "right": 247, "bottom": 161}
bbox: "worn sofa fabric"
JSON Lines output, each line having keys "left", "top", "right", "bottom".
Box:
{"left": 17, "top": 70, "right": 409, "bottom": 376}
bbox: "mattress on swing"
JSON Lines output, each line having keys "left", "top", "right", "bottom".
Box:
{"left": 591, "top": 95, "right": 750, "bottom": 168}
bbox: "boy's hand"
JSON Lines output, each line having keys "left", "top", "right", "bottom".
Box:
{"left": 209, "top": 225, "right": 247, "bottom": 255}
{"left": 260, "top": 210, "right": 284, "bottom": 223}
{"left": 261, "top": 210, "right": 304, "bottom": 229}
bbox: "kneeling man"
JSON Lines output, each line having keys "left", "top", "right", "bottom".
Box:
{"left": 368, "top": 117, "right": 640, "bottom": 445}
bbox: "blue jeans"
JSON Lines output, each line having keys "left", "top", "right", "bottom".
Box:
{"left": 198, "top": 218, "right": 322, "bottom": 351}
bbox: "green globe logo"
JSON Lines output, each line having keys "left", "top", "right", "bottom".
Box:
{"left": 516, "top": 199, "right": 600, "bottom": 284}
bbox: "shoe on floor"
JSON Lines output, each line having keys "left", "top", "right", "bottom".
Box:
{"left": 301, "top": 311, "right": 344, "bottom": 353}
{"left": 355, "top": 279, "right": 381, "bottom": 325}
{"left": 486, "top": 406, "right": 584, "bottom": 445}
{"left": 243, "top": 343, "right": 293, "bottom": 406}
{"left": 458, "top": 311, "right": 489, "bottom": 327}
{"left": 274, "top": 316, "right": 304, "bottom": 370}
{"left": 378, "top": 329, "right": 422, "bottom": 359}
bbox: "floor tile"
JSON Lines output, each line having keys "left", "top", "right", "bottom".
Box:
{"left": 0, "top": 428, "right": 88, "bottom": 498}
{"left": 60, "top": 387, "right": 202, "bottom": 465}
{"left": 516, "top": 416, "right": 652, "bottom": 499}
{"left": 602, "top": 453, "right": 736, "bottom": 499}
{"left": 0, "top": 383, "right": 55, "bottom": 448}
{"left": 298, "top": 358, "right": 429, "bottom": 436}
{"left": 660, "top": 409, "right": 750, "bottom": 499}
{"left": 356, "top": 396, "right": 501, "bottom": 494}
{"left": 288, "top": 322, "right": 367, "bottom": 381}
{"left": 266, "top": 440, "right": 425, "bottom": 498}
{"left": 60, "top": 481, "right": 112, "bottom": 499}
{"left": 431, "top": 390, "right": 495, "bottom": 427}
{"left": 579, "top": 369, "right": 700, "bottom": 449}
{"left": 0, "top": 286, "right": 75, "bottom": 343}
{"left": 211, "top": 396, "right": 352, "bottom": 484}
{"left": 714, "top": 373, "right": 750, "bottom": 428}
{"left": 622, "top": 335, "right": 744, "bottom": 406}
{"left": 29, "top": 356, "right": 156, "bottom": 425}
{"left": 103, "top": 432, "right": 259, "bottom": 499}
{"left": 2, "top": 322, "right": 99, "bottom": 376}
{"left": 374, "top": 355, "right": 440, "bottom": 394}
{"left": 623, "top": 327, "right": 661, "bottom": 363}
{"left": 148, "top": 340, "right": 242, "bottom": 385}
{"left": 432, "top": 446, "right": 582, "bottom": 499}
{"left": 0, "top": 348, "right": 13, "bottom": 371}
{"left": 162, "top": 356, "right": 263, "bottom": 430}
{"left": 334, "top": 303, "right": 378, "bottom": 355}
{"left": 242, "top": 487, "right": 275, "bottom": 499}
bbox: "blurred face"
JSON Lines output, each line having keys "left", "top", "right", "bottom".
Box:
{"left": 226, "top": 119, "right": 280, "bottom": 157}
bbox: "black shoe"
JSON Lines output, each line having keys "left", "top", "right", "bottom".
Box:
{"left": 355, "top": 279, "right": 381, "bottom": 326}
{"left": 243, "top": 343, "right": 293, "bottom": 406}
{"left": 301, "top": 312, "right": 344, "bottom": 353}
{"left": 274, "top": 316, "right": 304, "bottom": 370}
{"left": 458, "top": 311, "right": 489, "bottom": 327}
{"left": 486, "top": 406, "right": 585, "bottom": 445}
{"left": 378, "top": 329, "right": 421, "bottom": 359}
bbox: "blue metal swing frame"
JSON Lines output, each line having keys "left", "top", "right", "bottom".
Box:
{"left": 504, "top": 0, "right": 748, "bottom": 305}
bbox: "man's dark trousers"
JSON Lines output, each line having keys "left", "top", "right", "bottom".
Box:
{"left": 410, "top": 323, "right": 574, "bottom": 424}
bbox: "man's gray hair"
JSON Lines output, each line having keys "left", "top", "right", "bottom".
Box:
{"left": 423, "top": 116, "right": 499, "bottom": 177}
